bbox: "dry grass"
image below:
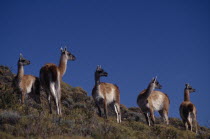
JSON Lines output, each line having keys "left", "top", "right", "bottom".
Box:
{"left": 0, "top": 65, "right": 210, "bottom": 138}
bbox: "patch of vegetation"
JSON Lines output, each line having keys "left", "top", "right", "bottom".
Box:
{"left": 0, "top": 65, "right": 210, "bottom": 138}
{"left": 0, "top": 111, "right": 20, "bottom": 125}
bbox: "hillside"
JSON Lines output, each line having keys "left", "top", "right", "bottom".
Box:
{"left": 0, "top": 65, "right": 209, "bottom": 139}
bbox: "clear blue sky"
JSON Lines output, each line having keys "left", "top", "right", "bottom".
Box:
{"left": 0, "top": 0, "right": 209, "bottom": 126}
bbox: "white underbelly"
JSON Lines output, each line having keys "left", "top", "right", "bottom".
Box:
{"left": 105, "top": 89, "right": 115, "bottom": 104}
{"left": 94, "top": 88, "right": 115, "bottom": 104}
{"left": 26, "top": 81, "right": 33, "bottom": 93}
{"left": 151, "top": 95, "right": 164, "bottom": 111}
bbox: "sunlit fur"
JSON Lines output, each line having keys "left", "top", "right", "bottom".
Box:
{"left": 14, "top": 54, "right": 40, "bottom": 104}
{"left": 179, "top": 84, "right": 197, "bottom": 133}
{"left": 40, "top": 48, "right": 75, "bottom": 115}
{"left": 137, "top": 78, "right": 170, "bottom": 126}
{"left": 92, "top": 66, "right": 121, "bottom": 123}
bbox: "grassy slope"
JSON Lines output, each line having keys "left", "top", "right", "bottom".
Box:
{"left": 0, "top": 65, "right": 209, "bottom": 139}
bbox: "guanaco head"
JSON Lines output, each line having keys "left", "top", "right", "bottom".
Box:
{"left": 150, "top": 76, "right": 162, "bottom": 89}
{"left": 60, "top": 47, "right": 76, "bottom": 61}
{"left": 185, "top": 83, "right": 196, "bottom": 93}
{"left": 18, "top": 53, "right": 30, "bottom": 66}
{"left": 95, "top": 65, "right": 108, "bottom": 78}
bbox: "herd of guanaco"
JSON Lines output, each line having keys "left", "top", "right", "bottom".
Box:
{"left": 13, "top": 47, "right": 198, "bottom": 133}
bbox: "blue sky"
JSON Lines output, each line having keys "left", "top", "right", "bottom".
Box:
{"left": 0, "top": 0, "right": 209, "bottom": 126}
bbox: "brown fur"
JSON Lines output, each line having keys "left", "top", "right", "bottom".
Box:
{"left": 138, "top": 90, "right": 170, "bottom": 110}
{"left": 137, "top": 90, "right": 170, "bottom": 125}
{"left": 180, "top": 88, "right": 197, "bottom": 133}
{"left": 20, "top": 75, "right": 36, "bottom": 92}
{"left": 40, "top": 64, "right": 58, "bottom": 86}
{"left": 40, "top": 48, "right": 75, "bottom": 115}
{"left": 92, "top": 82, "right": 121, "bottom": 123}
{"left": 15, "top": 74, "right": 40, "bottom": 104}
{"left": 188, "top": 103, "right": 194, "bottom": 112}
{"left": 15, "top": 54, "right": 41, "bottom": 104}
{"left": 180, "top": 101, "right": 197, "bottom": 132}
{"left": 180, "top": 102, "right": 194, "bottom": 118}
{"left": 99, "top": 82, "right": 120, "bottom": 103}
{"left": 40, "top": 63, "right": 62, "bottom": 115}
{"left": 184, "top": 91, "right": 190, "bottom": 101}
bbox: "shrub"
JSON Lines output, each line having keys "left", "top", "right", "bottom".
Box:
{"left": 0, "top": 111, "right": 20, "bottom": 125}
{"left": 0, "top": 66, "right": 210, "bottom": 138}
{"left": 0, "top": 131, "right": 17, "bottom": 139}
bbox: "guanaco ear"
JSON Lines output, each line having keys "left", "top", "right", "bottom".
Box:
{"left": 185, "top": 83, "right": 189, "bottom": 88}
{"left": 64, "top": 47, "right": 67, "bottom": 51}
{"left": 151, "top": 76, "right": 157, "bottom": 83}
{"left": 60, "top": 47, "right": 64, "bottom": 52}
{"left": 19, "top": 53, "right": 23, "bottom": 60}
{"left": 154, "top": 76, "right": 157, "bottom": 82}
{"left": 96, "top": 65, "right": 100, "bottom": 70}
{"left": 96, "top": 65, "right": 103, "bottom": 71}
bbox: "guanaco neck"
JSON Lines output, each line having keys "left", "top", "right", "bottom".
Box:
{"left": 184, "top": 89, "right": 190, "bottom": 101}
{"left": 95, "top": 75, "right": 100, "bottom": 87}
{"left": 143, "top": 83, "right": 155, "bottom": 99}
{"left": 58, "top": 54, "right": 68, "bottom": 77}
{"left": 17, "top": 64, "right": 24, "bottom": 80}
